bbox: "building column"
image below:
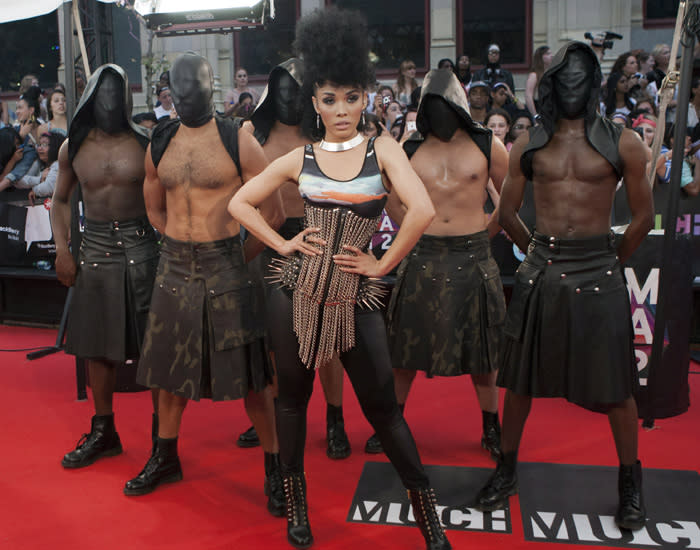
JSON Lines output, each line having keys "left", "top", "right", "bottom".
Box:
{"left": 430, "top": 0, "right": 456, "bottom": 69}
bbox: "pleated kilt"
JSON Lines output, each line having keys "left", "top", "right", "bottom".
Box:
{"left": 64, "top": 217, "right": 158, "bottom": 363}
{"left": 497, "top": 232, "right": 638, "bottom": 409}
{"left": 136, "top": 236, "right": 272, "bottom": 401}
{"left": 387, "top": 230, "right": 506, "bottom": 376}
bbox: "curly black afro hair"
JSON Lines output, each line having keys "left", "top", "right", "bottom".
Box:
{"left": 294, "top": 7, "right": 373, "bottom": 139}
{"left": 293, "top": 7, "right": 373, "bottom": 90}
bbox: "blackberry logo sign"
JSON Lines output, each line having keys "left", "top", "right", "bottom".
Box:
{"left": 518, "top": 463, "right": 700, "bottom": 548}
{"left": 348, "top": 462, "right": 511, "bottom": 533}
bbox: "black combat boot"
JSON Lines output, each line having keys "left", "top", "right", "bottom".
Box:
{"left": 61, "top": 414, "right": 123, "bottom": 468}
{"left": 326, "top": 404, "right": 351, "bottom": 459}
{"left": 408, "top": 488, "right": 452, "bottom": 550}
{"left": 615, "top": 460, "right": 646, "bottom": 530}
{"left": 475, "top": 450, "right": 518, "bottom": 511}
{"left": 237, "top": 425, "right": 260, "bottom": 448}
{"left": 264, "top": 452, "right": 285, "bottom": 517}
{"left": 123, "top": 437, "right": 183, "bottom": 496}
{"left": 283, "top": 472, "right": 313, "bottom": 549}
{"left": 481, "top": 411, "right": 502, "bottom": 461}
{"left": 364, "top": 433, "right": 383, "bottom": 454}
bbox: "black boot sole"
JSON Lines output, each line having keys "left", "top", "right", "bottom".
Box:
{"left": 61, "top": 444, "right": 123, "bottom": 469}
{"left": 236, "top": 438, "right": 261, "bottom": 448}
{"left": 475, "top": 483, "right": 518, "bottom": 512}
{"left": 123, "top": 470, "right": 183, "bottom": 496}
{"left": 615, "top": 516, "right": 646, "bottom": 531}
{"left": 287, "top": 534, "right": 313, "bottom": 549}
{"left": 326, "top": 446, "right": 351, "bottom": 460}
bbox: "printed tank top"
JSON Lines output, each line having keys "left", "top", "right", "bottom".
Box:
{"left": 297, "top": 137, "right": 388, "bottom": 218}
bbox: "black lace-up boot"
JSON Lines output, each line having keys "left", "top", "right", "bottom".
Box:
{"left": 123, "top": 437, "right": 183, "bottom": 496}
{"left": 61, "top": 414, "right": 122, "bottom": 468}
{"left": 264, "top": 452, "right": 285, "bottom": 517}
{"left": 326, "top": 404, "right": 351, "bottom": 459}
{"left": 615, "top": 460, "right": 646, "bottom": 530}
{"left": 408, "top": 488, "right": 452, "bottom": 550}
{"left": 475, "top": 450, "right": 518, "bottom": 511}
{"left": 481, "top": 411, "right": 502, "bottom": 461}
{"left": 283, "top": 472, "right": 313, "bottom": 548}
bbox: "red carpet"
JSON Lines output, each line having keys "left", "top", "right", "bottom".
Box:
{"left": 0, "top": 324, "right": 698, "bottom": 550}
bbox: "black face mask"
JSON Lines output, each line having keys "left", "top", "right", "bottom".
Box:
{"left": 170, "top": 54, "right": 214, "bottom": 128}
{"left": 423, "top": 96, "right": 461, "bottom": 141}
{"left": 553, "top": 50, "right": 595, "bottom": 120}
{"left": 93, "top": 72, "right": 127, "bottom": 135}
{"left": 272, "top": 72, "right": 304, "bottom": 126}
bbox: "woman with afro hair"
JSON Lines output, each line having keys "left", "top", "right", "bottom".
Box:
{"left": 229, "top": 7, "right": 450, "bottom": 550}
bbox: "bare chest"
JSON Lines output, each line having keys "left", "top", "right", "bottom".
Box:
{"left": 533, "top": 137, "right": 617, "bottom": 184}
{"left": 412, "top": 141, "right": 488, "bottom": 193}
{"left": 73, "top": 138, "right": 145, "bottom": 189}
{"left": 158, "top": 137, "right": 237, "bottom": 191}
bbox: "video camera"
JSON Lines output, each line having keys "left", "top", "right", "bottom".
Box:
{"left": 584, "top": 31, "right": 623, "bottom": 52}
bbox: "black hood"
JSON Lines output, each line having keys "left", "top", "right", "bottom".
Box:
{"left": 404, "top": 69, "right": 492, "bottom": 163}
{"left": 68, "top": 64, "right": 149, "bottom": 163}
{"left": 250, "top": 58, "right": 310, "bottom": 144}
{"left": 522, "top": 41, "right": 623, "bottom": 180}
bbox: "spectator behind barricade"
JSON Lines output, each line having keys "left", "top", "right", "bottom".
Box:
{"left": 473, "top": 43, "right": 515, "bottom": 92}
{"left": 491, "top": 81, "right": 524, "bottom": 119}
{"left": 505, "top": 110, "right": 533, "bottom": 151}
{"left": 0, "top": 127, "right": 22, "bottom": 180}
{"left": 154, "top": 85, "right": 176, "bottom": 121}
{"left": 467, "top": 80, "right": 489, "bottom": 124}
{"left": 362, "top": 112, "right": 383, "bottom": 138}
{"left": 229, "top": 91, "right": 255, "bottom": 119}
{"left": 603, "top": 72, "right": 636, "bottom": 118}
{"left": 38, "top": 88, "right": 68, "bottom": 136}
{"left": 456, "top": 55, "right": 473, "bottom": 89}
{"left": 393, "top": 59, "right": 419, "bottom": 108}
{"left": 485, "top": 107, "right": 511, "bottom": 144}
{"left": 0, "top": 87, "right": 41, "bottom": 191}
{"left": 371, "top": 85, "right": 395, "bottom": 116}
{"left": 636, "top": 51, "right": 658, "bottom": 101}
{"left": 74, "top": 67, "right": 87, "bottom": 101}
{"left": 656, "top": 123, "right": 697, "bottom": 195}
{"left": 631, "top": 113, "right": 657, "bottom": 148}
{"left": 525, "top": 45, "right": 553, "bottom": 118}
{"left": 132, "top": 112, "right": 158, "bottom": 131}
{"left": 224, "top": 67, "right": 260, "bottom": 116}
{"left": 633, "top": 94, "right": 658, "bottom": 117}
{"left": 685, "top": 78, "right": 700, "bottom": 130}
{"left": 384, "top": 100, "right": 403, "bottom": 131}
{"left": 437, "top": 58, "right": 455, "bottom": 71}
{"left": 17, "top": 131, "right": 66, "bottom": 202}
{"left": 399, "top": 107, "right": 418, "bottom": 144}
{"left": 651, "top": 44, "right": 677, "bottom": 123}
{"left": 611, "top": 51, "right": 643, "bottom": 95}
{"left": 0, "top": 90, "right": 9, "bottom": 127}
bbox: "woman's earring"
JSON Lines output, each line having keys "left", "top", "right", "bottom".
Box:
{"left": 362, "top": 112, "right": 366, "bottom": 126}
{"left": 316, "top": 113, "right": 320, "bottom": 129}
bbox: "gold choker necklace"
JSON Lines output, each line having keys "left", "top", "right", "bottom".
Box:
{"left": 319, "top": 133, "right": 365, "bottom": 152}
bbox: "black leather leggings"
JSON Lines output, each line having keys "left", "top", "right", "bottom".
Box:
{"left": 268, "top": 288, "right": 430, "bottom": 490}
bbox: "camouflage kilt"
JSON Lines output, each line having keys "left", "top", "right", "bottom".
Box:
{"left": 136, "top": 236, "right": 272, "bottom": 401}
{"left": 387, "top": 230, "right": 506, "bottom": 376}
{"left": 497, "top": 232, "right": 638, "bottom": 409}
{"left": 65, "top": 217, "right": 158, "bottom": 363}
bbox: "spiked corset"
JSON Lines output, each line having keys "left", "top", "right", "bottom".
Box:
{"left": 268, "top": 203, "right": 386, "bottom": 369}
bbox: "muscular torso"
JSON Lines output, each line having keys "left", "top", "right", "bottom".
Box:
{"left": 411, "top": 131, "right": 489, "bottom": 236}
{"left": 157, "top": 121, "right": 241, "bottom": 242}
{"left": 261, "top": 123, "right": 309, "bottom": 218}
{"left": 72, "top": 131, "right": 146, "bottom": 221}
{"left": 531, "top": 127, "right": 618, "bottom": 237}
